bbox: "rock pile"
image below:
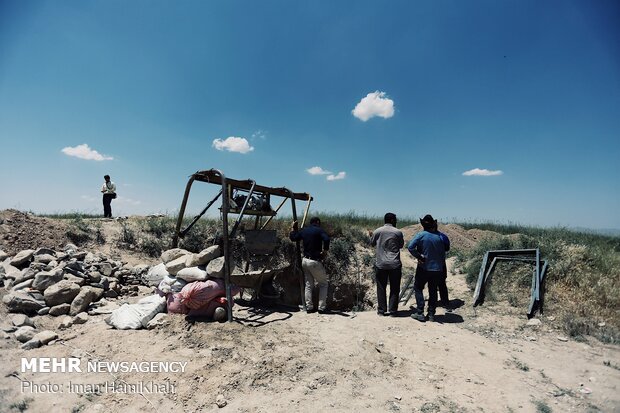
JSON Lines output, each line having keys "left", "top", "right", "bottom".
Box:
{"left": 0, "top": 244, "right": 162, "bottom": 348}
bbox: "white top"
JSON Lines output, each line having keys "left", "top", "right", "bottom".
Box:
{"left": 101, "top": 182, "right": 116, "bottom": 194}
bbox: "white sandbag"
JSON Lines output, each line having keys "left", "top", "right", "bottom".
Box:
{"left": 157, "top": 274, "right": 187, "bottom": 294}
{"left": 176, "top": 266, "right": 208, "bottom": 282}
{"left": 106, "top": 295, "right": 166, "bottom": 330}
{"left": 143, "top": 263, "right": 169, "bottom": 286}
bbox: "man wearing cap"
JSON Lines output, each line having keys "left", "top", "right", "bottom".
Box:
{"left": 290, "top": 217, "right": 330, "bottom": 314}
{"left": 407, "top": 214, "right": 449, "bottom": 322}
{"left": 370, "top": 213, "right": 404, "bottom": 316}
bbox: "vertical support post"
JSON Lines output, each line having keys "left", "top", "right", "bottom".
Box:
{"left": 300, "top": 197, "right": 312, "bottom": 229}
{"left": 210, "top": 169, "right": 233, "bottom": 322}
{"left": 172, "top": 176, "right": 195, "bottom": 247}
{"left": 288, "top": 191, "right": 306, "bottom": 311}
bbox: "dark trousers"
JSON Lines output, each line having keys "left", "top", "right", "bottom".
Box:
{"left": 436, "top": 264, "right": 449, "bottom": 305}
{"left": 375, "top": 266, "right": 402, "bottom": 314}
{"left": 414, "top": 267, "right": 441, "bottom": 315}
{"left": 103, "top": 194, "right": 113, "bottom": 218}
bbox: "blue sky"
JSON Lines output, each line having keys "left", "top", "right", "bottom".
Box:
{"left": 0, "top": 0, "right": 619, "bottom": 229}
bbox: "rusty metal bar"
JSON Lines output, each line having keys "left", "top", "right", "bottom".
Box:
{"left": 172, "top": 176, "right": 196, "bottom": 247}
{"left": 259, "top": 196, "right": 288, "bottom": 230}
{"left": 286, "top": 189, "right": 306, "bottom": 311}
{"left": 178, "top": 189, "right": 222, "bottom": 239}
{"left": 229, "top": 180, "right": 256, "bottom": 240}
{"left": 300, "top": 197, "right": 312, "bottom": 229}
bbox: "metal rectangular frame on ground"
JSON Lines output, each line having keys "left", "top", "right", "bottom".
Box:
{"left": 472, "top": 249, "right": 548, "bottom": 318}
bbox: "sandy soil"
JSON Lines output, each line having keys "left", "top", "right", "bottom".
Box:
{"left": 1, "top": 257, "right": 619, "bottom": 413}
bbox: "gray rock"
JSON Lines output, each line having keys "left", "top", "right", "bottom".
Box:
{"left": 59, "top": 316, "right": 73, "bottom": 329}
{"left": 0, "top": 250, "right": 8, "bottom": 261}
{"left": 3, "top": 291, "right": 46, "bottom": 314}
{"left": 206, "top": 257, "right": 226, "bottom": 279}
{"left": 89, "top": 271, "right": 102, "bottom": 283}
{"left": 34, "top": 248, "right": 56, "bottom": 256}
{"left": 165, "top": 256, "right": 187, "bottom": 275}
{"left": 191, "top": 245, "right": 221, "bottom": 267}
{"left": 1, "top": 325, "right": 17, "bottom": 333}
{"left": 37, "top": 307, "right": 50, "bottom": 315}
{"left": 34, "top": 254, "right": 56, "bottom": 264}
{"left": 10, "top": 249, "right": 35, "bottom": 267}
{"left": 98, "top": 262, "right": 113, "bottom": 277}
{"left": 146, "top": 313, "right": 169, "bottom": 329}
{"left": 49, "top": 303, "right": 71, "bottom": 316}
{"left": 161, "top": 248, "right": 190, "bottom": 264}
{"left": 12, "top": 314, "right": 35, "bottom": 327}
{"left": 73, "top": 251, "right": 88, "bottom": 261}
{"left": 13, "top": 267, "right": 37, "bottom": 284}
{"left": 73, "top": 312, "right": 89, "bottom": 325}
{"left": 103, "top": 290, "right": 118, "bottom": 298}
{"left": 64, "top": 243, "right": 78, "bottom": 253}
{"left": 11, "top": 278, "right": 34, "bottom": 291}
{"left": 21, "top": 338, "right": 42, "bottom": 350}
{"left": 32, "top": 269, "right": 64, "bottom": 291}
{"left": 132, "top": 264, "right": 149, "bottom": 275}
{"left": 15, "top": 326, "right": 36, "bottom": 343}
{"left": 526, "top": 318, "right": 542, "bottom": 327}
{"left": 64, "top": 274, "right": 86, "bottom": 286}
{"left": 44, "top": 280, "right": 81, "bottom": 306}
{"left": 70, "top": 287, "right": 102, "bottom": 315}
{"left": 33, "top": 330, "right": 57, "bottom": 345}
{"left": 1, "top": 262, "right": 21, "bottom": 279}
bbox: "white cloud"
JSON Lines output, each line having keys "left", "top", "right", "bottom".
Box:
{"left": 352, "top": 91, "right": 395, "bottom": 121}
{"left": 306, "top": 166, "right": 332, "bottom": 175}
{"left": 212, "top": 136, "right": 254, "bottom": 154}
{"left": 326, "top": 171, "right": 346, "bottom": 181}
{"left": 251, "top": 130, "right": 267, "bottom": 140}
{"left": 462, "top": 168, "right": 504, "bottom": 176}
{"left": 61, "top": 144, "right": 113, "bottom": 161}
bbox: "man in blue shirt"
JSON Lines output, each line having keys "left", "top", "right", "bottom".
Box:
{"left": 407, "top": 214, "right": 450, "bottom": 322}
{"left": 290, "top": 217, "right": 330, "bottom": 314}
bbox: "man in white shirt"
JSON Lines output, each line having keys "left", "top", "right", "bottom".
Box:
{"left": 101, "top": 175, "right": 116, "bottom": 218}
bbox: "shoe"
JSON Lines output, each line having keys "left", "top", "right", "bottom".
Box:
{"left": 411, "top": 312, "right": 425, "bottom": 322}
{"left": 318, "top": 309, "right": 331, "bottom": 315}
{"left": 377, "top": 311, "right": 385, "bottom": 316}
{"left": 427, "top": 314, "right": 436, "bottom": 322}
{"left": 306, "top": 308, "right": 317, "bottom": 314}
{"left": 389, "top": 311, "right": 398, "bottom": 317}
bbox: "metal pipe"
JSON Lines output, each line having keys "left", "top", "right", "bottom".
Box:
{"left": 300, "top": 197, "right": 312, "bottom": 229}
{"left": 179, "top": 189, "right": 222, "bottom": 238}
{"left": 286, "top": 188, "right": 306, "bottom": 311}
{"left": 172, "top": 176, "right": 196, "bottom": 247}
{"left": 260, "top": 197, "right": 289, "bottom": 230}
{"left": 209, "top": 169, "right": 233, "bottom": 322}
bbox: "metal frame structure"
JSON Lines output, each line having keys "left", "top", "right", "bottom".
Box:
{"left": 172, "top": 169, "right": 313, "bottom": 322}
{"left": 472, "top": 249, "right": 548, "bottom": 318}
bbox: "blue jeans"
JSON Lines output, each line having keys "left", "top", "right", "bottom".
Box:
{"left": 414, "top": 267, "right": 440, "bottom": 315}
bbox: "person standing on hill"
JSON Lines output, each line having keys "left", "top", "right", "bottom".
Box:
{"left": 407, "top": 214, "right": 449, "bottom": 322}
{"left": 290, "top": 217, "right": 331, "bottom": 314}
{"left": 370, "top": 213, "right": 405, "bottom": 316}
{"left": 101, "top": 175, "right": 116, "bottom": 218}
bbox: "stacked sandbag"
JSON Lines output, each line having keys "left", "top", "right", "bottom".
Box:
{"left": 155, "top": 246, "right": 239, "bottom": 319}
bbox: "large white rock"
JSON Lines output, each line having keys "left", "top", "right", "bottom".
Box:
{"left": 33, "top": 330, "right": 58, "bottom": 345}
{"left": 206, "top": 257, "right": 226, "bottom": 279}
{"left": 11, "top": 314, "right": 35, "bottom": 328}
{"left": 176, "top": 266, "right": 208, "bottom": 282}
{"left": 185, "top": 245, "right": 221, "bottom": 267}
{"left": 14, "top": 326, "right": 36, "bottom": 343}
{"left": 165, "top": 256, "right": 187, "bottom": 275}
{"left": 161, "top": 248, "right": 189, "bottom": 264}
{"left": 143, "top": 263, "right": 169, "bottom": 286}
{"left": 70, "top": 287, "right": 102, "bottom": 316}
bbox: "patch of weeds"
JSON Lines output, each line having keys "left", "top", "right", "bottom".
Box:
{"left": 117, "top": 222, "right": 137, "bottom": 247}
{"left": 66, "top": 217, "right": 92, "bottom": 245}
{"left": 509, "top": 357, "right": 530, "bottom": 371}
{"left": 603, "top": 360, "right": 620, "bottom": 371}
{"left": 139, "top": 237, "right": 165, "bottom": 257}
{"left": 533, "top": 400, "right": 552, "bottom": 413}
{"left": 9, "top": 398, "right": 32, "bottom": 412}
{"left": 420, "top": 402, "right": 440, "bottom": 413}
{"left": 91, "top": 220, "right": 105, "bottom": 244}
{"left": 71, "top": 404, "right": 85, "bottom": 413}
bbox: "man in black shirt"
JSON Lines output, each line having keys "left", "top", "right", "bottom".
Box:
{"left": 290, "top": 217, "right": 330, "bottom": 313}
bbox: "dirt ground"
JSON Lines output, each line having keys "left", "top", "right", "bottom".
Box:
{"left": 0, "top": 213, "right": 619, "bottom": 412}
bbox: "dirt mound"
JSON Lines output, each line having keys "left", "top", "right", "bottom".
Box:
{"left": 0, "top": 210, "right": 71, "bottom": 255}
{"left": 400, "top": 223, "right": 501, "bottom": 252}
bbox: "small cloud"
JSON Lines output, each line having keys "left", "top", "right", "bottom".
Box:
{"left": 326, "top": 171, "right": 346, "bottom": 181}
{"left": 352, "top": 91, "right": 395, "bottom": 121}
{"left": 212, "top": 136, "right": 254, "bottom": 154}
{"left": 306, "top": 166, "right": 332, "bottom": 175}
{"left": 61, "top": 144, "right": 113, "bottom": 161}
{"left": 80, "top": 195, "right": 96, "bottom": 202}
{"left": 251, "top": 130, "right": 267, "bottom": 140}
{"left": 462, "top": 168, "right": 504, "bottom": 176}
